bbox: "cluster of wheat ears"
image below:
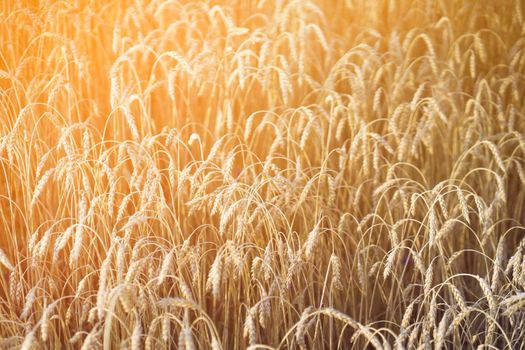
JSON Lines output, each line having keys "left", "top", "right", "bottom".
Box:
{"left": 0, "top": 0, "right": 524, "bottom": 349}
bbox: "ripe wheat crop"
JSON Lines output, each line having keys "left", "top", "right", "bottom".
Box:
{"left": 1, "top": 0, "right": 525, "bottom": 348}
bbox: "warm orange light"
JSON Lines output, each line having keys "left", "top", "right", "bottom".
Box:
{"left": 0, "top": 0, "right": 524, "bottom": 348}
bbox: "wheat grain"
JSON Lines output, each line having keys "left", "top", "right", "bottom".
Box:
{"left": 158, "top": 250, "right": 174, "bottom": 286}
{"left": 320, "top": 308, "right": 382, "bottom": 349}
{"left": 474, "top": 33, "right": 487, "bottom": 63}
{"left": 330, "top": 254, "right": 343, "bottom": 290}
{"left": 436, "top": 219, "right": 455, "bottom": 243}
{"left": 41, "top": 301, "right": 55, "bottom": 342}
{"left": 424, "top": 260, "right": 434, "bottom": 297}
{"left": 243, "top": 307, "right": 257, "bottom": 346}
{"left": 492, "top": 238, "right": 505, "bottom": 292}
{"left": 69, "top": 331, "right": 84, "bottom": 345}
{"left": 20, "top": 330, "right": 35, "bottom": 350}
{"left": 131, "top": 312, "right": 142, "bottom": 350}
{"left": 384, "top": 249, "right": 397, "bottom": 280}
{"left": 296, "top": 306, "right": 314, "bottom": 349}
{"left": 160, "top": 315, "right": 170, "bottom": 344}
{"left": 435, "top": 309, "right": 451, "bottom": 350}
{"left": 401, "top": 300, "right": 416, "bottom": 329}
{"left": 80, "top": 327, "right": 100, "bottom": 350}
{"left": 31, "top": 168, "right": 55, "bottom": 210}
{"left": 207, "top": 253, "right": 222, "bottom": 300}
{"left": 112, "top": 22, "right": 121, "bottom": 54}
{"left": 157, "top": 297, "right": 198, "bottom": 310}
{"left": 469, "top": 50, "right": 476, "bottom": 79}
{"left": 303, "top": 222, "right": 321, "bottom": 260}
{"left": 0, "top": 247, "right": 14, "bottom": 271}
{"left": 119, "top": 285, "right": 135, "bottom": 313}
{"left": 21, "top": 287, "right": 36, "bottom": 320}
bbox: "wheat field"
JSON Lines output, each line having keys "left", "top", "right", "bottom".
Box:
{"left": 0, "top": 0, "right": 524, "bottom": 349}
